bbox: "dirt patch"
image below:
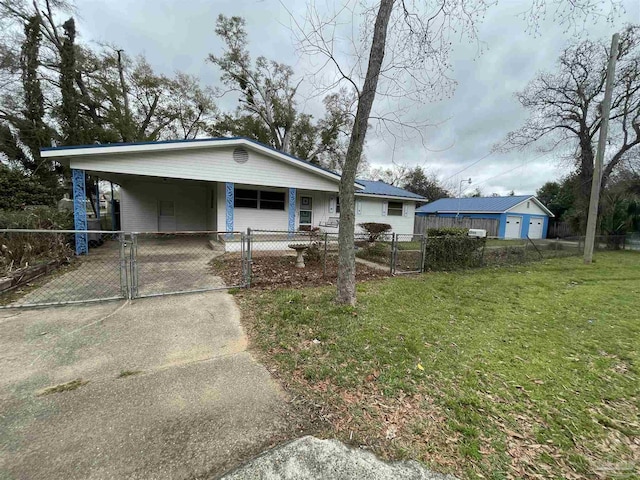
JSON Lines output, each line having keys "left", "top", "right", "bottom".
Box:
{"left": 213, "top": 252, "right": 388, "bottom": 290}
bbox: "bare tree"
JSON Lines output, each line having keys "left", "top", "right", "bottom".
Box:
{"left": 292, "top": 0, "right": 623, "bottom": 305}
{"left": 505, "top": 25, "right": 640, "bottom": 231}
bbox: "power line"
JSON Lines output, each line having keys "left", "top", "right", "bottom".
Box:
{"left": 442, "top": 141, "right": 510, "bottom": 183}
{"left": 472, "top": 151, "right": 551, "bottom": 190}
{"left": 443, "top": 150, "right": 496, "bottom": 183}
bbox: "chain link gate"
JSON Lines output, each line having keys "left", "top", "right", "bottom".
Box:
{"left": 1, "top": 230, "right": 250, "bottom": 307}
{"left": 390, "top": 233, "right": 426, "bottom": 275}
{"left": 128, "top": 231, "right": 249, "bottom": 299}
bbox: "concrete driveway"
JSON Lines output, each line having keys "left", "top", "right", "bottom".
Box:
{"left": 0, "top": 292, "right": 291, "bottom": 480}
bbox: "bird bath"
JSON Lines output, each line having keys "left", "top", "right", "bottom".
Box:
{"left": 288, "top": 243, "right": 309, "bottom": 268}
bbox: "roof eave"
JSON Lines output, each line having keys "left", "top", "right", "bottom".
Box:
{"left": 356, "top": 192, "right": 425, "bottom": 201}
{"left": 41, "top": 137, "right": 364, "bottom": 188}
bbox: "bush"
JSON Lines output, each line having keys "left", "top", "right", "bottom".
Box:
{"left": 304, "top": 243, "right": 323, "bottom": 264}
{"left": 426, "top": 227, "right": 468, "bottom": 237}
{"left": 359, "top": 222, "right": 392, "bottom": 242}
{"left": 424, "top": 236, "right": 485, "bottom": 271}
{"left": 0, "top": 164, "right": 65, "bottom": 210}
{"left": 0, "top": 207, "right": 73, "bottom": 230}
{"left": 0, "top": 207, "right": 75, "bottom": 275}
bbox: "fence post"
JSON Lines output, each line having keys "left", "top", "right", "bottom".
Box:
{"left": 246, "top": 228, "right": 252, "bottom": 288}
{"left": 323, "top": 232, "right": 328, "bottom": 278}
{"left": 420, "top": 234, "right": 426, "bottom": 273}
{"left": 390, "top": 233, "right": 397, "bottom": 275}
{"left": 119, "top": 232, "right": 128, "bottom": 298}
{"left": 129, "top": 233, "right": 138, "bottom": 299}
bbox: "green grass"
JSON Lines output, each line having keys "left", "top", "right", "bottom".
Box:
{"left": 37, "top": 378, "right": 88, "bottom": 396}
{"left": 117, "top": 370, "right": 143, "bottom": 378}
{"left": 241, "top": 252, "right": 640, "bottom": 479}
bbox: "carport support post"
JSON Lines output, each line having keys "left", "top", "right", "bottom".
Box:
{"left": 72, "top": 169, "right": 88, "bottom": 255}
{"left": 225, "top": 182, "right": 234, "bottom": 239}
{"left": 288, "top": 188, "right": 296, "bottom": 238}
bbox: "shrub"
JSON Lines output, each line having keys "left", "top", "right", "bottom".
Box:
{"left": 0, "top": 165, "right": 63, "bottom": 210}
{"left": 304, "top": 243, "right": 323, "bottom": 264}
{"left": 424, "top": 236, "right": 485, "bottom": 271}
{"left": 0, "top": 207, "right": 73, "bottom": 230}
{"left": 359, "top": 222, "right": 392, "bottom": 242}
{"left": 427, "top": 227, "right": 468, "bottom": 237}
{"left": 0, "top": 207, "right": 75, "bottom": 275}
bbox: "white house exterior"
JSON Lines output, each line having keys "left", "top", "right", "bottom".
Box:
{"left": 42, "top": 138, "right": 424, "bottom": 252}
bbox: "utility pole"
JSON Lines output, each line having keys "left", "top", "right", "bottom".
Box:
{"left": 584, "top": 33, "right": 619, "bottom": 265}
{"left": 457, "top": 178, "right": 472, "bottom": 219}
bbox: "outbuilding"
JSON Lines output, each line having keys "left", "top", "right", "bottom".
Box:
{"left": 415, "top": 195, "right": 554, "bottom": 239}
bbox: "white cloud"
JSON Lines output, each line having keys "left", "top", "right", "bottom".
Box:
{"left": 75, "top": 0, "right": 639, "bottom": 193}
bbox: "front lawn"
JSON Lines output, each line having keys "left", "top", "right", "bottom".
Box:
{"left": 238, "top": 252, "right": 640, "bottom": 479}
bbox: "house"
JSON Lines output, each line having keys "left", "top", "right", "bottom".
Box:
{"left": 41, "top": 137, "right": 425, "bottom": 252}
{"left": 415, "top": 195, "right": 554, "bottom": 239}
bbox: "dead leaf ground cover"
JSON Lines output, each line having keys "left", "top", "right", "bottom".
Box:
{"left": 212, "top": 251, "right": 387, "bottom": 289}
{"left": 235, "top": 252, "right": 640, "bottom": 479}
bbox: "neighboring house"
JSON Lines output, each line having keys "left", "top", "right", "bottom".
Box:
{"left": 42, "top": 137, "right": 424, "bottom": 252}
{"left": 415, "top": 195, "right": 554, "bottom": 239}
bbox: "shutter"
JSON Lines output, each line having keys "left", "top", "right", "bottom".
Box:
{"left": 329, "top": 196, "right": 336, "bottom": 214}
{"left": 382, "top": 201, "right": 388, "bottom": 216}
{"left": 403, "top": 203, "right": 409, "bottom": 217}
{"left": 356, "top": 199, "right": 362, "bottom": 215}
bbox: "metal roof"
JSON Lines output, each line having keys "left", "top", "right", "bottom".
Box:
{"left": 355, "top": 179, "right": 426, "bottom": 200}
{"left": 416, "top": 195, "right": 553, "bottom": 215}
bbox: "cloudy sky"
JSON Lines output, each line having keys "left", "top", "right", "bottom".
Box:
{"left": 74, "top": 0, "right": 639, "bottom": 195}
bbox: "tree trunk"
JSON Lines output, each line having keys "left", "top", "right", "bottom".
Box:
{"left": 336, "top": 0, "right": 394, "bottom": 305}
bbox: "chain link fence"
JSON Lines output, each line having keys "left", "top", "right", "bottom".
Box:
{"left": 1, "top": 229, "right": 248, "bottom": 308}
{"left": 2, "top": 228, "right": 636, "bottom": 307}
{"left": 1, "top": 229, "right": 126, "bottom": 307}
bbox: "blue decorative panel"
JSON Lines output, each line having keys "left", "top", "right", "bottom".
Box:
{"left": 72, "top": 169, "right": 88, "bottom": 255}
{"left": 288, "top": 188, "right": 296, "bottom": 232}
{"left": 225, "top": 182, "right": 234, "bottom": 232}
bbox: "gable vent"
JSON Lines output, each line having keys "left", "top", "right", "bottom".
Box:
{"left": 233, "top": 147, "right": 249, "bottom": 164}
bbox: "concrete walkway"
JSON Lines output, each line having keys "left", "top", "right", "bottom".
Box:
{"left": 0, "top": 292, "right": 291, "bottom": 480}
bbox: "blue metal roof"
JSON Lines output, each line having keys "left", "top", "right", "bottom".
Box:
{"left": 416, "top": 195, "right": 544, "bottom": 214}
{"left": 356, "top": 179, "right": 426, "bottom": 200}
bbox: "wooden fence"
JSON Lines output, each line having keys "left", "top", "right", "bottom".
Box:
{"left": 547, "top": 220, "right": 578, "bottom": 238}
{"left": 414, "top": 215, "right": 500, "bottom": 237}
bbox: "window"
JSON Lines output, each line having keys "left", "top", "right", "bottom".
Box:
{"left": 235, "top": 189, "right": 258, "bottom": 208}
{"left": 260, "top": 190, "right": 286, "bottom": 210}
{"left": 336, "top": 196, "right": 340, "bottom": 214}
{"left": 388, "top": 201, "right": 403, "bottom": 216}
{"left": 234, "top": 188, "right": 285, "bottom": 210}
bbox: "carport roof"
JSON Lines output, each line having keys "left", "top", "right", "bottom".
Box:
{"left": 41, "top": 136, "right": 361, "bottom": 188}
{"left": 416, "top": 195, "right": 554, "bottom": 216}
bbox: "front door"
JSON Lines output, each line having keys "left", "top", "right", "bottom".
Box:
{"left": 505, "top": 215, "right": 522, "bottom": 239}
{"left": 158, "top": 200, "right": 176, "bottom": 232}
{"left": 299, "top": 196, "right": 313, "bottom": 229}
